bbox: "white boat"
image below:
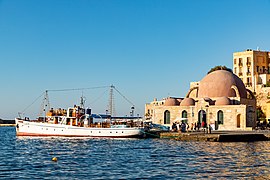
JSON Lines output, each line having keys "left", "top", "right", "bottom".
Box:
{"left": 15, "top": 87, "right": 144, "bottom": 138}
{"left": 15, "top": 119, "right": 144, "bottom": 138}
{"left": 15, "top": 108, "right": 144, "bottom": 138}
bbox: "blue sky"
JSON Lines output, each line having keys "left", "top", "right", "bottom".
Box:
{"left": 0, "top": 0, "right": 270, "bottom": 119}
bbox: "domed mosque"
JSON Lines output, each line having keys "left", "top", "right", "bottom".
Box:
{"left": 145, "top": 70, "right": 256, "bottom": 130}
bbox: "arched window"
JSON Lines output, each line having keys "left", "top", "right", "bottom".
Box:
{"left": 182, "top": 110, "right": 187, "bottom": 118}
{"left": 217, "top": 110, "right": 224, "bottom": 124}
{"left": 164, "top": 110, "right": 170, "bottom": 124}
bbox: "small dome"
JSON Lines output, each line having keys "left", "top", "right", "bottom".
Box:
{"left": 198, "top": 70, "right": 247, "bottom": 98}
{"left": 215, "top": 97, "right": 231, "bottom": 106}
{"left": 164, "top": 98, "right": 180, "bottom": 106}
{"left": 180, "top": 98, "right": 195, "bottom": 106}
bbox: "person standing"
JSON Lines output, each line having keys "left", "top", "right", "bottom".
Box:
{"left": 191, "top": 123, "right": 194, "bottom": 131}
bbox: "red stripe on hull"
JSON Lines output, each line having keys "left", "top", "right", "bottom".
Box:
{"left": 16, "top": 132, "right": 143, "bottom": 138}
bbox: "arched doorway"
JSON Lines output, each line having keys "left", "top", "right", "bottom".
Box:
{"left": 237, "top": 114, "right": 241, "bottom": 128}
{"left": 164, "top": 110, "right": 170, "bottom": 124}
{"left": 198, "top": 110, "right": 206, "bottom": 124}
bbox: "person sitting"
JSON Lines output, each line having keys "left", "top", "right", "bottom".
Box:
{"left": 171, "top": 122, "right": 177, "bottom": 132}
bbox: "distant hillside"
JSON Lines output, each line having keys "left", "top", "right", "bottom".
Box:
{"left": 0, "top": 119, "right": 15, "bottom": 124}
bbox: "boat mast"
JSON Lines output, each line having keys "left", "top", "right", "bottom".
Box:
{"left": 108, "top": 85, "right": 115, "bottom": 116}
{"left": 39, "top": 90, "right": 50, "bottom": 117}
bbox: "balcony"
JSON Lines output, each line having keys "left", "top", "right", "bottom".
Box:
{"left": 246, "top": 72, "right": 251, "bottom": 76}
{"left": 238, "top": 62, "right": 243, "bottom": 67}
{"left": 246, "top": 62, "right": 251, "bottom": 66}
{"left": 238, "top": 72, "right": 243, "bottom": 76}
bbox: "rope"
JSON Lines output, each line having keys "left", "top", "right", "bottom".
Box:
{"left": 113, "top": 86, "right": 135, "bottom": 106}
{"left": 19, "top": 85, "right": 141, "bottom": 117}
{"left": 46, "top": 86, "right": 110, "bottom": 92}
{"left": 113, "top": 86, "right": 142, "bottom": 113}
{"left": 86, "top": 88, "right": 109, "bottom": 107}
{"left": 21, "top": 92, "right": 45, "bottom": 113}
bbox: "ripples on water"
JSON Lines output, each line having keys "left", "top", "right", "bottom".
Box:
{"left": 0, "top": 127, "right": 270, "bottom": 179}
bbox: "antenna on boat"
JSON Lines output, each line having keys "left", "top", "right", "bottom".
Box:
{"left": 80, "top": 91, "right": 86, "bottom": 109}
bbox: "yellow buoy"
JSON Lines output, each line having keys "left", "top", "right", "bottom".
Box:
{"left": 52, "top": 157, "right": 58, "bottom": 162}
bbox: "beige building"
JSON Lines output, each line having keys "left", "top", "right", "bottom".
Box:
{"left": 233, "top": 49, "right": 270, "bottom": 120}
{"left": 233, "top": 49, "right": 270, "bottom": 91}
{"left": 145, "top": 70, "right": 256, "bottom": 131}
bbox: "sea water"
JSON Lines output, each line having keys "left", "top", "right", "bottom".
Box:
{"left": 0, "top": 127, "right": 270, "bottom": 179}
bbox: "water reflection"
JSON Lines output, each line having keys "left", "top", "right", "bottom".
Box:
{"left": 0, "top": 127, "right": 270, "bottom": 179}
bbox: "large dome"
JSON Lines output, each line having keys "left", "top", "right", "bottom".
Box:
{"left": 198, "top": 70, "right": 247, "bottom": 98}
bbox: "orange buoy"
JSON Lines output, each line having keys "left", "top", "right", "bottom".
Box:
{"left": 52, "top": 157, "right": 58, "bottom": 162}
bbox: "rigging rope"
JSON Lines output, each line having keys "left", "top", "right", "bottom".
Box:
{"left": 86, "top": 88, "right": 109, "bottom": 107}
{"left": 19, "top": 85, "right": 141, "bottom": 117}
{"left": 113, "top": 86, "right": 142, "bottom": 113}
{"left": 46, "top": 86, "right": 110, "bottom": 92}
{"left": 21, "top": 92, "right": 45, "bottom": 113}
{"left": 113, "top": 86, "right": 135, "bottom": 107}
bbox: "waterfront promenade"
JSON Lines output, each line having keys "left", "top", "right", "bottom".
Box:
{"left": 160, "top": 130, "right": 270, "bottom": 142}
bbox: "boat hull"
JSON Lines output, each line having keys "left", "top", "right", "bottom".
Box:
{"left": 15, "top": 119, "right": 144, "bottom": 138}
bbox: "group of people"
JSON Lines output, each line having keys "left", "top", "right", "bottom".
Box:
{"left": 171, "top": 121, "right": 189, "bottom": 133}
{"left": 171, "top": 120, "right": 212, "bottom": 133}
{"left": 256, "top": 120, "right": 270, "bottom": 130}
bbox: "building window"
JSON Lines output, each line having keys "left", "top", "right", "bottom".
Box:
{"left": 164, "top": 110, "right": 170, "bottom": 124}
{"left": 246, "top": 57, "right": 251, "bottom": 66}
{"left": 182, "top": 110, "right": 187, "bottom": 118}
{"left": 239, "top": 58, "right": 243, "bottom": 66}
{"left": 217, "top": 110, "right": 224, "bottom": 124}
{"left": 257, "top": 66, "right": 259, "bottom": 73}
{"left": 246, "top": 77, "right": 251, "bottom": 86}
{"left": 234, "top": 67, "right": 237, "bottom": 74}
{"left": 234, "top": 59, "right": 237, "bottom": 64}
{"left": 237, "top": 114, "right": 241, "bottom": 128}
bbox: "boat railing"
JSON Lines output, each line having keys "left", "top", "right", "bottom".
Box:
{"left": 110, "top": 125, "right": 128, "bottom": 128}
